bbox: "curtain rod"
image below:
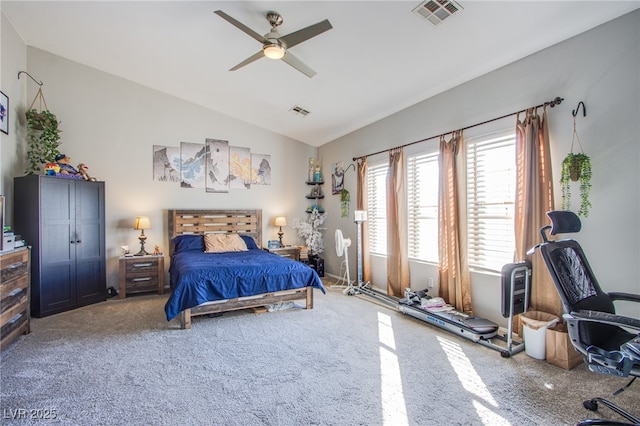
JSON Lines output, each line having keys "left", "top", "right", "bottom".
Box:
{"left": 352, "top": 96, "right": 564, "bottom": 162}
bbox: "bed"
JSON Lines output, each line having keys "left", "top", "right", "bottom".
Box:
{"left": 165, "top": 209, "right": 325, "bottom": 329}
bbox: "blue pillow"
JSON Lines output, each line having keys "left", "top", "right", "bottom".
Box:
{"left": 240, "top": 234, "right": 259, "bottom": 250}
{"left": 172, "top": 235, "right": 204, "bottom": 253}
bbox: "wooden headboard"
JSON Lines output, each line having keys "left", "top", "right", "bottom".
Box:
{"left": 168, "top": 209, "right": 262, "bottom": 255}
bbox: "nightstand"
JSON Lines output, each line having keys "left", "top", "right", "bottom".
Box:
{"left": 265, "top": 246, "right": 300, "bottom": 261}
{"left": 118, "top": 255, "right": 164, "bottom": 298}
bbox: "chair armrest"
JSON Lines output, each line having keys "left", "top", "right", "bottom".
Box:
{"left": 608, "top": 292, "right": 640, "bottom": 303}
{"left": 568, "top": 310, "right": 640, "bottom": 333}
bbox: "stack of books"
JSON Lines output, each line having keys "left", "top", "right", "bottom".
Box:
{"left": 299, "top": 246, "right": 309, "bottom": 261}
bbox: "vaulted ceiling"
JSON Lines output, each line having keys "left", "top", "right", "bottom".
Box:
{"left": 2, "top": 1, "right": 638, "bottom": 146}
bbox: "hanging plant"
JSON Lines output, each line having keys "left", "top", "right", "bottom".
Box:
{"left": 560, "top": 153, "right": 591, "bottom": 217}
{"left": 340, "top": 188, "right": 350, "bottom": 218}
{"left": 560, "top": 108, "right": 592, "bottom": 217}
{"left": 25, "top": 88, "right": 62, "bottom": 174}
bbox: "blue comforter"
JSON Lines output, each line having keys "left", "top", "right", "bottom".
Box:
{"left": 164, "top": 249, "right": 325, "bottom": 321}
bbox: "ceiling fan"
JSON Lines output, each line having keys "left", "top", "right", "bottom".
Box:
{"left": 214, "top": 10, "right": 332, "bottom": 78}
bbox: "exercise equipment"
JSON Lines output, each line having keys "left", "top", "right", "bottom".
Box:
{"left": 355, "top": 282, "right": 522, "bottom": 357}
{"left": 347, "top": 211, "right": 529, "bottom": 357}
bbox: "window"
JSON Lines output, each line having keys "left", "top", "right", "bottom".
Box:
{"left": 366, "top": 162, "right": 388, "bottom": 255}
{"left": 407, "top": 151, "right": 439, "bottom": 262}
{"left": 466, "top": 133, "right": 516, "bottom": 271}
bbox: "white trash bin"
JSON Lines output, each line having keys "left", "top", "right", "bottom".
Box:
{"left": 521, "top": 311, "right": 559, "bottom": 360}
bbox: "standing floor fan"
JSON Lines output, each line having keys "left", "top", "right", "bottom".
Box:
{"left": 333, "top": 229, "right": 353, "bottom": 293}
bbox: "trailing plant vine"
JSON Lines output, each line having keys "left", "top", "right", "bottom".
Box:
{"left": 560, "top": 153, "right": 592, "bottom": 217}
{"left": 25, "top": 109, "right": 62, "bottom": 174}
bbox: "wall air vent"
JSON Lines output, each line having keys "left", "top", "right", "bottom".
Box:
{"left": 412, "top": 0, "right": 463, "bottom": 26}
{"left": 289, "top": 105, "right": 311, "bottom": 117}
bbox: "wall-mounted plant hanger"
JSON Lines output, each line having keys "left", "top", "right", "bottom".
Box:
{"left": 337, "top": 162, "right": 355, "bottom": 218}
{"left": 561, "top": 101, "right": 592, "bottom": 217}
{"left": 17, "top": 70, "right": 43, "bottom": 86}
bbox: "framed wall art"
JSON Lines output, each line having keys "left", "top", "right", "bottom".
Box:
{"left": 0, "top": 91, "right": 8, "bottom": 135}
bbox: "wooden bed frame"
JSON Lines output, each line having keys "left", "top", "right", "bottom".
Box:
{"left": 168, "top": 209, "right": 313, "bottom": 329}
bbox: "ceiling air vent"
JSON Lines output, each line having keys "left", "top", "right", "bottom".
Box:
{"left": 289, "top": 105, "right": 310, "bottom": 117}
{"left": 412, "top": 0, "right": 463, "bottom": 26}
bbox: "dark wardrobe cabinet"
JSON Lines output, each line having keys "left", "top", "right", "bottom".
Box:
{"left": 14, "top": 175, "right": 106, "bottom": 317}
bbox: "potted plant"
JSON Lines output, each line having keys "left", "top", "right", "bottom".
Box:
{"left": 25, "top": 109, "right": 61, "bottom": 174}
{"left": 340, "top": 188, "right": 350, "bottom": 218}
{"left": 560, "top": 152, "right": 592, "bottom": 217}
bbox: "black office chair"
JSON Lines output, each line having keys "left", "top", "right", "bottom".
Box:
{"left": 529, "top": 210, "right": 640, "bottom": 426}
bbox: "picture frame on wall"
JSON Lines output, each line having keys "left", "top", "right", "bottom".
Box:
{"left": 0, "top": 91, "right": 8, "bottom": 135}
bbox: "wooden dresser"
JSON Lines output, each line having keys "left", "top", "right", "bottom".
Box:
{"left": 1, "top": 247, "right": 31, "bottom": 350}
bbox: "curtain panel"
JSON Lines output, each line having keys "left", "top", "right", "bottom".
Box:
{"left": 386, "top": 148, "right": 410, "bottom": 297}
{"left": 515, "top": 107, "right": 562, "bottom": 320}
{"left": 356, "top": 158, "right": 371, "bottom": 284}
{"left": 438, "top": 131, "right": 472, "bottom": 314}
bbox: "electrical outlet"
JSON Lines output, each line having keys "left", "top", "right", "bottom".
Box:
{"left": 427, "top": 278, "right": 434, "bottom": 288}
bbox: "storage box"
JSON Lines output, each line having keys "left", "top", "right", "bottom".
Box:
{"left": 545, "top": 323, "right": 584, "bottom": 370}
{"left": 1, "top": 232, "right": 15, "bottom": 252}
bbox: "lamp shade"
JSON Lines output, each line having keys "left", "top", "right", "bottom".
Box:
{"left": 274, "top": 216, "right": 287, "bottom": 227}
{"left": 263, "top": 43, "right": 285, "bottom": 60}
{"left": 134, "top": 216, "right": 151, "bottom": 230}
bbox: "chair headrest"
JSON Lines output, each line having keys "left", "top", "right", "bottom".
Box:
{"left": 547, "top": 211, "right": 582, "bottom": 235}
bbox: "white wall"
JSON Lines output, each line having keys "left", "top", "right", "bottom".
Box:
{"left": 319, "top": 10, "right": 640, "bottom": 325}
{"left": 2, "top": 24, "right": 319, "bottom": 290}
{"left": 1, "top": 12, "right": 28, "bottom": 206}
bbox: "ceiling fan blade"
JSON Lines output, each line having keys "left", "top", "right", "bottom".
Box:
{"left": 214, "top": 10, "right": 267, "bottom": 44}
{"left": 281, "top": 52, "right": 317, "bottom": 78}
{"left": 279, "top": 19, "right": 332, "bottom": 49}
{"left": 229, "top": 51, "right": 264, "bottom": 71}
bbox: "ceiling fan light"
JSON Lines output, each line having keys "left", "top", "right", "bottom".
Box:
{"left": 263, "top": 43, "right": 285, "bottom": 60}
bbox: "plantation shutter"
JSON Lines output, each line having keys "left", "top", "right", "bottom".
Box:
{"left": 407, "top": 152, "right": 439, "bottom": 262}
{"left": 466, "top": 134, "right": 516, "bottom": 271}
{"left": 367, "top": 162, "right": 388, "bottom": 255}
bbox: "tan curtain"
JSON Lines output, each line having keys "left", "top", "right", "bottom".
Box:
{"left": 515, "top": 107, "right": 562, "bottom": 319}
{"left": 356, "top": 158, "right": 371, "bottom": 284}
{"left": 386, "top": 148, "right": 410, "bottom": 297}
{"left": 438, "top": 131, "right": 472, "bottom": 314}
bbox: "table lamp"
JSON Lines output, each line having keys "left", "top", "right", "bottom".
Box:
{"left": 274, "top": 216, "right": 287, "bottom": 248}
{"left": 134, "top": 216, "right": 151, "bottom": 256}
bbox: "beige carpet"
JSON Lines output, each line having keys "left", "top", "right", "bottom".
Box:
{"left": 1, "top": 282, "right": 638, "bottom": 425}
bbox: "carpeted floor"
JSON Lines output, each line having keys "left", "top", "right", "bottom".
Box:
{"left": 1, "top": 282, "right": 638, "bottom": 425}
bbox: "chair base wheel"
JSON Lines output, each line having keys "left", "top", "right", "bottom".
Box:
{"left": 583, "top": 399, "right": 598, "bottom": 411}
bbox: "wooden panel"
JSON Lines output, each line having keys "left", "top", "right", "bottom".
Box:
{"left": 181, "top": 287, "right": 313, "bottom": 329}
{"left": 0, "top": 249, "right": 29, "bottom": 282}
{"left": 168, "top": 209, "right": 262, "bottom": 255}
